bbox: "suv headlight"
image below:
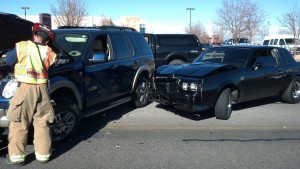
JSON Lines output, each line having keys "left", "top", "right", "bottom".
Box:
{"left": 181, "top": 82, "right": 198, "bottom": 92}
{"left": 2, "top": 79, "right": 19, "bottom": 99}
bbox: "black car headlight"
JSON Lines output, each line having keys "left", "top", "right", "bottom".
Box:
{"left": 181, "top": 82, "right": 198, "bottom": 92}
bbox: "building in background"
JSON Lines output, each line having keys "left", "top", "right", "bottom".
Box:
{"left": 119, "top": 16, "right": 140, "bottom": 31}
{"left": 21, "top": 14, "right": 143, "bottom": 32}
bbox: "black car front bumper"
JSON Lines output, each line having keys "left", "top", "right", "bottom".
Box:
{"left": 150, "top": 89, "right": 209, "bottom": 112}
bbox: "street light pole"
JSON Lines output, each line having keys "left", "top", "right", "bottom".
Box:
{"left": 186, "top": 8, "right": 195, "bottom": 32}
{"left": 21, "top": 7, "right": 30, "bottom": 19}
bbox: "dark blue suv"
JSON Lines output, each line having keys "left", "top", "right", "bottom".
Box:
{"left": 0, "top": 13, "right": 155, "bottom": 142}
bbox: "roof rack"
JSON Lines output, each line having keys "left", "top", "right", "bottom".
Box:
{"left": 58, "top": 25, "right": 136, "bottom": 32}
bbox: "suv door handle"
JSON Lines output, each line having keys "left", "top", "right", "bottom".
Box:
{"left": 190, "top": 50, "right": 199, "bottom": 53}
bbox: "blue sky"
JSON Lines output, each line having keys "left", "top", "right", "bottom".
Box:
{"left": 0, "top": 0, "right": 298, "bottom": 35}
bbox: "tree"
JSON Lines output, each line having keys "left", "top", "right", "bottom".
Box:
{"left": 278, "top": 4, "right": 300, "bottom": 41}
{"left": 211, "top": 26, "right": 226, "bottom": 44}
{"left": 100, "top": 15, "right": 114, "bottom": 26}
{"left": 278, "top": 4, "right": 300, "bottom": 55}
{"left": 214, "top": 0, "right": 266, "bottom": 44}
{"left": 185, "top": 22, "right": 209, "bottom": 43}
{"left": 50, "top": 0, "right": 88, "bottom": 27}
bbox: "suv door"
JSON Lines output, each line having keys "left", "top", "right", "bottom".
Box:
{"left": 109, "top": 32, "right": 137, "bottom": 96}
{"left": 85, "top": 34, "right": 120, "bottom": 107}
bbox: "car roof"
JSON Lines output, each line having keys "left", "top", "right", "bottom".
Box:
{"left": 214, "top": 45, "right": 280, "bottom": 49}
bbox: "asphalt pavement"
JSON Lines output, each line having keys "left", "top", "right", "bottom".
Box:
{"left": 0, "top": 97, "right": 300, "bottom": 169}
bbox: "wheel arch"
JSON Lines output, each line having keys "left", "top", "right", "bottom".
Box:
{"left": 132, "top": 65, "right": 152, "bottom": 92}
{"left": 217, "top": 83, "right": 240, "bottom": 103}
{"left": 166, "top": 53, "right": 187, "bottom": 64}
{"left": 49, "top": 78, "right": 83, "bottom": 111}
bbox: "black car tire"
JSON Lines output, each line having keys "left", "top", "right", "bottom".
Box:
{"left": 50, "top": 97, "right": 81, "bottom": 143}
{"left": 169, "top": 59, "right": 186, "bottom": 65}
{"left": 281, "top": 77, "right": 300, "bottom": 104}
{"left": 215, "top": 88, "right": 232, "bottom": 120}
{"left": 133, "top": 77, "right": 149, "bottom": 108}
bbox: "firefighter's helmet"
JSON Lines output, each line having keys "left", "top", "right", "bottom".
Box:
{"left": 32, "top": 23, "right": 55, "bottom": 41}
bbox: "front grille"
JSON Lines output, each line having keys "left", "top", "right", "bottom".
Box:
{"left": 154, "top": 76, "right": 179, "bottom": 93}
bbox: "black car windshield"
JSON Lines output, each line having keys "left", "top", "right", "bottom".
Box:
{"left": 54, "top": 33, "right": 89, "bottom": 60}
{"left": 193, "top": 47, "right": 252, "bottom": 67}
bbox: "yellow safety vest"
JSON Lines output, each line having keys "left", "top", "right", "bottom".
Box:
{"left": 14, "top": 41, "right": 56, "bottom": 84}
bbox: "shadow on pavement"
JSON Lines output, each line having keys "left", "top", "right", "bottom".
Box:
{"left": 155, "top": 96, "right": 280, "bottom": 121}
{"left": 0, "top": 101, "right": 135, "bottom": 164}
{"left": 50, "top": 102, "right": 135, "bottom": 161}
{"left": 155, "top": 104, "right": 215, "bottom": 121}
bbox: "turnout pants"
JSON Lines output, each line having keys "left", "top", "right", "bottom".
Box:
{"left": 7, "top": 83, "right": 54, "bottom": 162}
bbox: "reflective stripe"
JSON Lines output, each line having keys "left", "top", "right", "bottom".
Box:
{"left": 9, "top": 154, "right": 26, "bottom": 162}
{"left": 15, "top": 68, "right": 48, "bottom": 79}
{"left": 14, "top": 41, "right": 56, "bottom": 84}
{"left": 35, "top": 152, "right": 51, "bottom": 161}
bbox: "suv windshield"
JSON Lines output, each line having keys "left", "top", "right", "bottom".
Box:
{"left": 54, "top": 33, "right": 89, "bottom": 60}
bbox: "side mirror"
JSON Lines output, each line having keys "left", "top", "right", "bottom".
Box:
{"left": 89, "top": 52, "right": 106, "bottom": 64}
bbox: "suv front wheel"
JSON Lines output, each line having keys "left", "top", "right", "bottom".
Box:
{"left": 50, "top": 97, "right": 81, "bottom": 143}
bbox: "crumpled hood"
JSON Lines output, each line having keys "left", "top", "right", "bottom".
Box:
{"left": 156, "top": 62, "right": 228, "bottom": 77}
{"left": 0, "top": 13, "right": 33, "bottom": 51}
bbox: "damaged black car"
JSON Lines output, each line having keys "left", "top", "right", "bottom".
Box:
{"left": 150, "top": 45, "right": 300, "bottom": 120}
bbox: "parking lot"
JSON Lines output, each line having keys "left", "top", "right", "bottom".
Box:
{"left": 1, "top": 96, "right": 300, "bottom": 169}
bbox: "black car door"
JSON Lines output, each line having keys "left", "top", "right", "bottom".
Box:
{"left": 239, "top": 48, "right": 285, "bottom": 101}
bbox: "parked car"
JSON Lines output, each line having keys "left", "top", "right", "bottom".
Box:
{"left": 201, "top": 43, "right": 212, "bottom": 51}
{"left": 150, "top": 45, "right": 300, "bottom": 120}
{"left": 223, "top": 38, "right": 250, "bottom": 45}
{"left": 0, "top": 13, "right": 155, "bottom": 142}
{"left": 143, "top": 33, "right": 203, "bottom": 68}
{"left": 262, "top": 34, "right": 300, "bottom": 56}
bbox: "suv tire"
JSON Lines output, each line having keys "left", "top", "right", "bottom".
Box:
{"left": 133, "top": 77, "right": 149, "bottom": 108}
{"left": 50, "top": 98, "right": 81, "bottom": 143}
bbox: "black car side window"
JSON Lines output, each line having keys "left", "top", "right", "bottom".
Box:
{"left": 254, "top": 56, "right": 277, "bottom": 67}
{"left": 252, "top": 49, "right": 278, "bottom": 68}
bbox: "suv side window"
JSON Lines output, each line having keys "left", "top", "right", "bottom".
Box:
{"left": 273, "top": 39, "right": 278, "bottom": 45}
{"left": 129, "top": 33, "right": 152, "bottom": 56}
{"left": 111, "top": 33, "right": 134, "bottom": 59}
{"left": 263, "top": 40, "right": 269, "bottom": 45}
{"left": 90, "top": 34, "right": 114, "bottom": 62}
{"left": 279, "top": 39, "right": 285, "bottom": 45}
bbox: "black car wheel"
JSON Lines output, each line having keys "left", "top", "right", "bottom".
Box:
{"left": 215, "top": 88, "right": 232, "bottom": 120}
{"left": 133, "top": 77, "right": 149, "bottom": 108}
{"left": 49, "top": 98, "right": 81, "bottom": 143}
{"left": 281, "top": 78, "right": 300, "bottom": 104}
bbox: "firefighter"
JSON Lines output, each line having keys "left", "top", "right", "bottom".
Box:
{"left": 4, "top": 23, "right": 57, "bottom": 166}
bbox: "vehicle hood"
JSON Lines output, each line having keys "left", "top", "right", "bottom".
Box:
{"left": 156, "top": 62, "right": 232, "bottom": 77}
{"left": 0, "top": 13, "right": 64, "bottom": 60}
{"left": 0, "top": 13, "right": 33, "bottom": 51}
